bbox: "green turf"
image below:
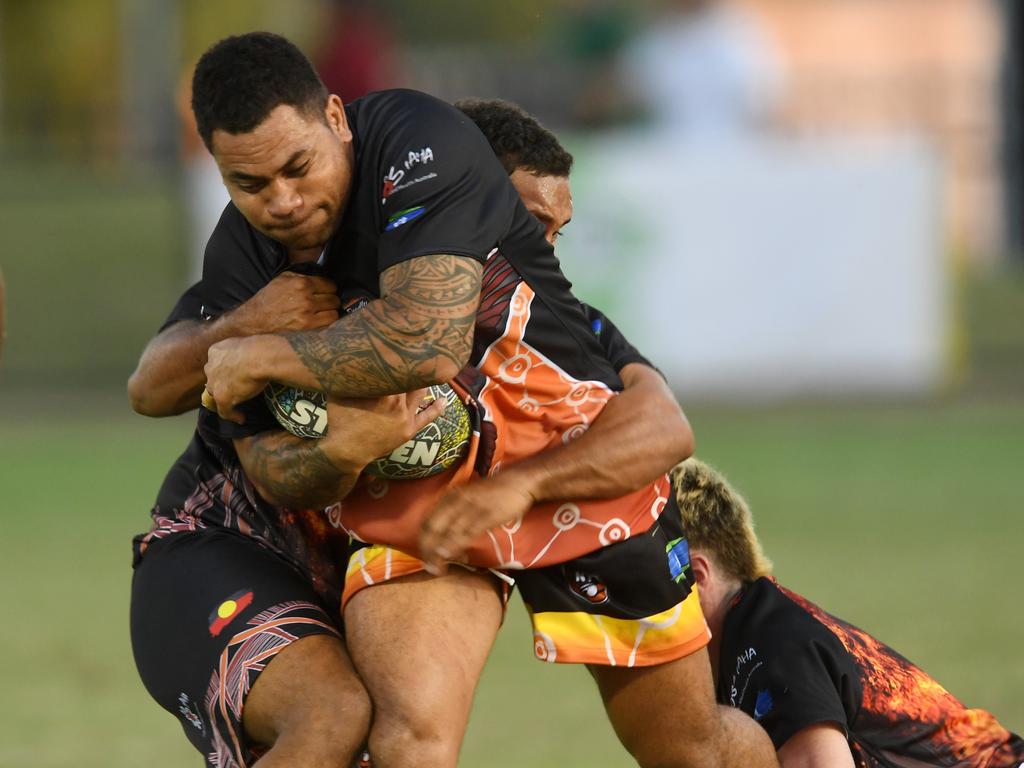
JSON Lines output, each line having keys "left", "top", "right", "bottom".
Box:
{"left": 0, "top": 399, "right": 1021, "bottom": 767}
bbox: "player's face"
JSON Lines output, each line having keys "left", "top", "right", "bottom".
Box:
{"left": 211, "top": 95, "right": 354, "bottom": 252}
{"left": 509, "top": 170, "right": 572, "bottom": 247}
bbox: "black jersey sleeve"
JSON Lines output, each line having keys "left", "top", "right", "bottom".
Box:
{"left": 743, "top": 636, "right": 856, "bottom": 750}
{"left": 581, "top": 304, "right": 656, "bottom": 373}
{"left": 373, "top": 92, "right": 517, "bottom": 272}
{"left": 158, "top": 282, "right": 209, "bottom": 332}
{"left": 199, "top": 203, "right": 286, "bottom": 318}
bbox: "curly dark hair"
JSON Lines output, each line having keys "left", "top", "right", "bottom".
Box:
{"left": 192, "top": 32, "right": 328, "bottom": 151}
{"left": 455, "top": 98, "right": 573, "bottom": 177}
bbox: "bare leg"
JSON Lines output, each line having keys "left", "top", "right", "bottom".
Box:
{"left": 244, "top": 634, "right": 372, "bottom": 767}
{"left": 344, "top": 569, "right": 504, "bottom": 768}
{"left": 590, "top": 647, "right": 777, "bottom": 768}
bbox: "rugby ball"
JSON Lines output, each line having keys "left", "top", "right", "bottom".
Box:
{"left": 264, "top": 382, "right": 472, "bottom": 480}
{"left": 264, "top": 383, "right": 328, "bottom": 439}
{"left": 364, "top": 383, "right": 472, "bottom": 480}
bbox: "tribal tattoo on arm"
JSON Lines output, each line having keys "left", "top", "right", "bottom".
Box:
{"left": 284, "top": 254, "right": 482, "bottom": 398}
{"left": 236, "top": 431, "right": 360, "bottom": 510}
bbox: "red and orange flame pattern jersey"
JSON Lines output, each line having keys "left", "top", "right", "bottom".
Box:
{"left": 717, "top": 578, "right": 1024, "bottom": 767}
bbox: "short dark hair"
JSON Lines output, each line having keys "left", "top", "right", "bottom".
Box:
{"left": 455, "top": 98, "right": 573, "bottom": 177}
{"left": 192, "top": 32, "right": 329, "bottom": 151}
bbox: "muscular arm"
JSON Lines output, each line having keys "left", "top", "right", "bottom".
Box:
{"left": 419, "top": 361, "right": 694, "bottom": 571}
{"left": 129, "top": 316, "right": 245, "bottom": 416}
{"left": 498, "top": 362, "right": 693, "bottom": 501}
{"left": 235, "top": 430, "right": 360, "bottom": 509}
{"left": 128, "top": 272, "right": 340, "bottom": 417}
{"left": 234, "top": 392, "right": 446, "bottom": 509}
{"left": 204, "top": 254, "right": 482, "bottom": 421}
{"left": 777, "top": 724, "right": 855, "bottom": 768}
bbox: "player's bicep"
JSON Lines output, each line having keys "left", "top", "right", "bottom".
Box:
{"left": 376, "top": 253, "right": 482, "bottom": 369}
{"left": 777, "top": 723, "right": 854, "bottom": 768}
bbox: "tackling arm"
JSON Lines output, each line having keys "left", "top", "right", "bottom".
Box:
{"left": 204, "top": 254, "right": 482, "bottom": 422}
{"left": 419, "top": 361, "right": 694, "bottom": 572}
{"left": 777, "top": 724, "right": 855, "bottom": 768}
{"left": 127, "top": 272, "right": 340, "bottom": 417}
{"left": 234, "top": 392, "right": 446, "bottom": 509}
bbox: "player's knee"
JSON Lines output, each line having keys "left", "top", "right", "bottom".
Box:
{"left": 270, "top": 684, "right": 373, "bottom": 767}
{"left": 367, "top": 709, "right": 460, "bottom": 768}
{"left": 617, "top": 701, "right": 723, "bottom": 768}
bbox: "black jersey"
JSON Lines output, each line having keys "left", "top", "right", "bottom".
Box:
{"left": 718, "top": 577, "right": 1024, "bottom": 767}
{"left": 582, "top": 305, "right": 655, "bottom": 373}
{"left": 140, "top": 88, "right": 670, "bottom": 579}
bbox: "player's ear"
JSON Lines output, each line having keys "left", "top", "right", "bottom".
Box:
{"left": 690, "top": 551, "right": 711, "bottom": 588}
{"left": 324, "top": 94, "right": 350, "bottom": 138}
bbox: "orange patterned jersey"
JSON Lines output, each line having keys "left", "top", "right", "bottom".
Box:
{"left": 335, "top": 252, "right": 671, "bottom": 570}
{"left": 718, "top": 578, "right": 1024, "bottom": 767}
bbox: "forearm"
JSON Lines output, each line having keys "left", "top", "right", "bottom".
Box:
{"left": 252, "top": 257, "right": 480, "bottom": 398}
{"left": 128, "top": 313, "right": 257, "bottom": 416}
{"left": 499, "top": 364, "right": 693, "bottom": 502}
{"left": 236, "top": 431, "right": 361, "bottom": 509}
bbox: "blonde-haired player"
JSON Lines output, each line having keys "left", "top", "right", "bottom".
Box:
{"left": 673, "top": 458, "right": 1024, "bottom": 768}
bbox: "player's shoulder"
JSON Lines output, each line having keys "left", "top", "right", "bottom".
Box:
{"left": 352, "top": 89, "right": 486, "bottom": 160}
{"left": 727, "top": 578, "right": 848, "bottom": 662}
{"left": 350, "top": 89, "right": 475, "bottom": 139}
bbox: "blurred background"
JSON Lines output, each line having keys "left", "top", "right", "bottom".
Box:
{"left": 0, "top": 1, "right": 1020, "bottom": 766}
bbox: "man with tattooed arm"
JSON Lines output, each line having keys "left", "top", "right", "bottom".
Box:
{"left": 130, "top": 32, "right": 776, "bottom": 768}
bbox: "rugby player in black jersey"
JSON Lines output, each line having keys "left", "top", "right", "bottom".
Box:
{"left": 673, "top": 458, "right": 1024, "bottom": 768}
{"left": 128, "top": 111, "right": 699, "bottom": 768}
{"left": 130, "top": 33, "right": 775, "bottom": 768}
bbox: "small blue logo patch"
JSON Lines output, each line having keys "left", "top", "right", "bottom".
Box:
{"left": 590, "top": 316, "right": 603, "bottom": 336}
{"left": 754, "top": 689, "right": 774, "bottom": 720}
{"left": 385, "top": 205, "right": 426, "bottom": 231}
{"left": 666, "top": 537, "right": 691, "bottom": 583}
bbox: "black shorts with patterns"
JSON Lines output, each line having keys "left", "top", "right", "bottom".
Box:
{"left": 130, "top": 528, "right": 343, "bottom": 768}
{"left": 513, "top": 493, "right": 710, "bottom": 666}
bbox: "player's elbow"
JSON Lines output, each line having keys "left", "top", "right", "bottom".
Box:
{"left": 656, "top": 396, "right": 695, "bottom": 465}
{"left": 127, "top": 370, "right": 158, "bottom": 416}
{"left": 127, "top": 369, "right": 187, "bottom": 417}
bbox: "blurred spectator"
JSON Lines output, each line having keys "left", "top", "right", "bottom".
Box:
{"left": 556, "top": 0, "right": 640, "bottom": 127}
{"left": 177, "top": 64, "right": 230, "bottom": 283}
{"left": 621, "top": 0, "right": 782, "bottom": 136}
{"left": 314, "top": 0, "right": 399, "bottom": 102}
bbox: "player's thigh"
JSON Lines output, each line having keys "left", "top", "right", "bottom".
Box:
{"left": 343, "top": 557, "right": 504, "bottom": 735}
{"left": 589, "top": 647, "right": 721, "bottom": 762}
{"left": 130, "top": 528, "right": 364, "bottom": 764}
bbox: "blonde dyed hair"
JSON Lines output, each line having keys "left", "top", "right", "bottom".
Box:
{"left": 671, "top": 458, "right": 773, "bottom": 582}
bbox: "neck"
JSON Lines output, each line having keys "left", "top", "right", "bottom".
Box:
{"left": 703, "top": 578, "right": 744, "bottom": 685}
{"left": 288, "top": 245, "right": 322, "bottom": 264}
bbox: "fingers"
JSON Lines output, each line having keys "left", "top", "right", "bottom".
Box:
{"left": 304, "top": 275, "right": 337, "bottom": 294}
{"left": 200, "top": 387, "right": 217, "bottom": 411}
{"left": 311, "top": 309, "right": 341, "bottom": 328}
{"left": 419, "top": 492, "right": 481, "bottom": 576}
{"left": 311, "top": 292, "right": 342, "bottom": 312}
{"left": 202, "top": 385, "right": 246, "bottom": 424}
{"left": 412, "top": 397, "right": 446, "bottom": 432}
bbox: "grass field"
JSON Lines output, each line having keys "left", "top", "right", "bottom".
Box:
{"left": 0, "top": 394, "right": 1021, "bottom": 767}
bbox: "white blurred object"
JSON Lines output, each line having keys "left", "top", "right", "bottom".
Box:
{"left": 621, "top": 1, "right": 783, "bottom": 136}
{"left": 560, "top": 134, "right": 947, "bottom": 398}
{"left": 185, "top": 155, "right": 230, "bottom": 283}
